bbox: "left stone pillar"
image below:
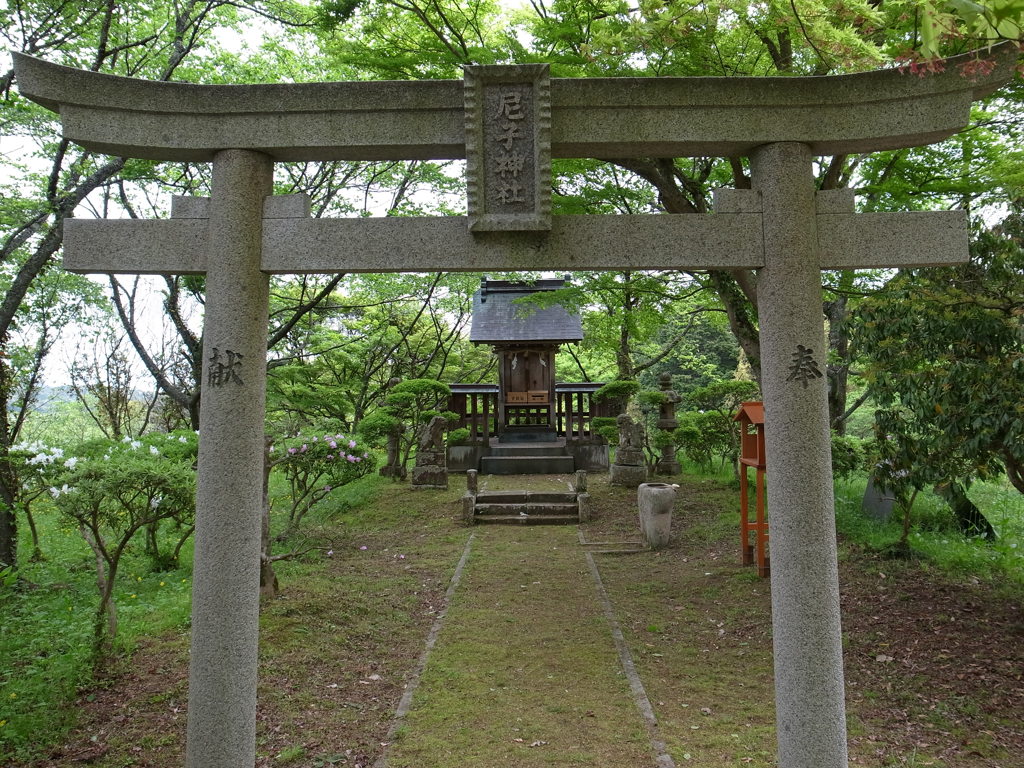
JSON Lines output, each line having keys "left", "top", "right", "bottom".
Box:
{"left": 186, "top": 149, "right": 273, "bottom": 768}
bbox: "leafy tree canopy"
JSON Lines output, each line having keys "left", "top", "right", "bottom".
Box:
{"left": 855, "top": 207, "right": 1024, "bottom": 495}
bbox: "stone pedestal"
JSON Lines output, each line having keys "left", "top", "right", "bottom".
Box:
{"left": 573, "top": 469, "right": 587, "bottom": 493}
{"left": 379, "top": 423, "right": 406, "bottom": 479}
{"left": 610, "top": 463, "right": 647, "bottom": 487}
{"left": 638, "top": 483, "right": 675, "bottom": 549}
{"left": 412, "top": 416, "right": 449, "bottom": 490}
{"left": 615, "top": 447, "right": 644, "bottom": 466}
{"left": 654, "top": 447, "right": 681, "bottom": 477}
{"left": 862, "top": 475, "right": 895, "bottom": 523}
{"left": 411, "top": 465, "right": 448, "bottom": 489}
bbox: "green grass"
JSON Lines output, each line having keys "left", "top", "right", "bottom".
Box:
{"left": 834, "top": 475, "right": 1024, "bottom": 588}
{"left": 0, "top": 507, "right": 193, "bottom": 761}
{"left": 0, "top": 471, "right": 403, "bottom": 763}
{"left": 3, "top": 461, "right": 1022, "bottom": 765}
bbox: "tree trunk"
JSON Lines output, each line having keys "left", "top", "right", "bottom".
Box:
{"left": 825, "top": 292, "right": 850, "bottom": 434}
{"left": 707, "top": 271, "right": 762, "bottom": 385}
{"left": 935, "top": 482, "right": 997, "bottom": 540}
{"left": 260, "top": 440, "right": 278, "bottom": 599}
{"left": 1004, "top": 451, "right": 1024, "bottom": 495}
{"left": 615, "top": 271, "right": 635, "bottom": 379}
{"left": 0, "top": 350, "right": 18, "bottom": 570}
{"left": 80, "top": 524, "right": 117, "bottom": 663}
{"left": 24, "top": 506, "right": 42, "bottom": 561}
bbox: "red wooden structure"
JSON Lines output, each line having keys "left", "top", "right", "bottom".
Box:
{"left": 734, "top": 401, "right": 769, "bottom": 577}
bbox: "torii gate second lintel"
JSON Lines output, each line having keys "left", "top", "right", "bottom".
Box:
{"left": 13, "top": 48, "right": 1018, "bottom": 768}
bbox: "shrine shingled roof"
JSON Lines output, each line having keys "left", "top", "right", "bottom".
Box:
{"left": 469, "top": 278, "right": 583, "bottom": 345}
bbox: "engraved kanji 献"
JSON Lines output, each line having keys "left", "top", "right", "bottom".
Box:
{"left": 495, "top": 122, "right": 524, "bottom": 150}
{"left": 496, "top": 181, "right": 525, "bottom": 204}
{"left": 786, "top": 344, "right": 823, "bottom": 388}
{"left": 494, "top": 151, "right": 526, "bottom": 178}
{"left": 495, "top": 91, "right": 525, "bottom": 120}
{"left": 208, "top": 347, "right": 244, "bottom": 387}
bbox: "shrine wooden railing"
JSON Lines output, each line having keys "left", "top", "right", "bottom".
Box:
{"left": 555, "top": 383, "right": 608, "bottom": 438}
{"left": 449, "top": 384, "right": 498, "bottom": 441}
{"left": 449, "top": 382, "right": 610, "bottom": 440}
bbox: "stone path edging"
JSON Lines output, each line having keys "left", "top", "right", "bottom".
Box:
{"left": 585, "top": 549, "right": 677, "bottom": 768}
{"left": 372, "top": 532, "right": 476, "bottom": 768}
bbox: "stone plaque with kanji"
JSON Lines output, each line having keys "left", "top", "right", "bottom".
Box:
{"left": 465, "top": 64, "right": 551, "bottom": 232}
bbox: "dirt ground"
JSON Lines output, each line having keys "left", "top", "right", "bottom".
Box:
{"left": 20, "top": 473, "right": 1024, "bottom": 768}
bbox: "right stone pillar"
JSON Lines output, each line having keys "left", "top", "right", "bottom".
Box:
{"left": 750, "top": 142, "right": 848, "bottom": 768}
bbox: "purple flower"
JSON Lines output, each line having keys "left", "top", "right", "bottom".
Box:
{"left": 359, "top": 545, "right": 368, "bottom": 551}
{"left": 288, "top": 447, "right": 297, "bottom": 455}
{"left": 326, "top": 454, "right": 334, "bottom": 460}
{"left": 323, "top": 485, "right": 332, "bottom": 492}
{"left": 301, "top": 444, "right": 308, "bottom": 452}
{"left": 346, "top": 454, "right": 356, "bottom": 462}
{"left": 329, "top": 441, "right": 337, "bottom": 449}
{"left": 348, "top": 440, "right": 357, "bottom": 449}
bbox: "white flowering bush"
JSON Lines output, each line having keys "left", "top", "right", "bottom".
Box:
{"left": 41, "top": 431, "right": 198, "bottom": 661}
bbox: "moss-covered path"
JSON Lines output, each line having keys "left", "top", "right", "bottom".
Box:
{"left": 382, "top": 524, "right": 663, "bottom": 768}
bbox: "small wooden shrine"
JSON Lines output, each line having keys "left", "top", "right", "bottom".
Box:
{"left": 447, "top": 276, "right": 610, "bottom": 476}
{"left": 469, "top": 276, "right": 583, "bottom": 435}
{"left": 734, "top": 401, "right": 769, "bottom": 577}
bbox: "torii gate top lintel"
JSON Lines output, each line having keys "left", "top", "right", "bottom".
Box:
{"left": 12, "top": 45, "right": 1018, "bottom": 163}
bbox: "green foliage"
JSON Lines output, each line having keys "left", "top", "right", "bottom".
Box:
{"left": 636, "top": 389, "right": 666, "bottom": 409}
{"left": 45, "top": 432, "right": 197, "bottom": 657}
{"left": 591, "top": 416, "right": 618, "bottom": 443}
{"left": 448, "top": 427, "right": 471, "bottom": 444}
{"left": 357, "top": 378, "right": 450, "bottom": 476}
{"left": 672, "top": 411, "right": 734, "bottom": 470}
{"left": 357, "top": 410, "right": 403, "bottom": 447}
{"left": 685, "top": 380, "right": 760, "bottom": 415}
{"left": 834, "top": 476, "right": 1024, "bottom": 583}
{"left": 831, "top": 433, "right": 866, "bottom": 481}
{"left": 664, "top": 379, "right": 761, "bottom": 471}
{"left": 594, "top": 379, "right": 639, "bottom": 405}
{"left": 855, "top": 211, "right": 1024, "bottom": 497}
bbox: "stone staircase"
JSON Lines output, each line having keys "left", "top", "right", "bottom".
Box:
{"left": 468, "top": 490, "right": 582, "bottom": 525}
{"left": 479, "top": 431, "right": 575, "bottom": 475}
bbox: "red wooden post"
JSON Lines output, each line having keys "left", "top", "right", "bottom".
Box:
{"left": 734, "top": 401, "right": 768, "bottom": 576}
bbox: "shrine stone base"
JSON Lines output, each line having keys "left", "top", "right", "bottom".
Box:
{"left": 610, "top": 463, "right": 647, "bottom": 488}
{"left": 412, "top": 465, "right": 448, "bottom": 489}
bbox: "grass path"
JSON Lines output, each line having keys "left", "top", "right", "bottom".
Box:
{"left": 383, "top": 525, "right": 661, "bottom": 768}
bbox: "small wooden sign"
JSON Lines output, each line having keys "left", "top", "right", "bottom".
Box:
{"left": 464, "top": 64, "right": 551, "bottom": 232}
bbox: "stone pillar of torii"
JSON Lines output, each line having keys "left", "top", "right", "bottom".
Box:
{"left": 14, "top": 47, "right": 1017, "bottom": 768}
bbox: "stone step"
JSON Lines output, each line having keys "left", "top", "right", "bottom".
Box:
{"left": 472, "top": 513, "right": 579, "bottom": 525}
{"left": 475, "top": 502, "right": 579, "bottom": 517}
{"left": 489, "top": 444, "right": 567, "bottom": 457}
{"left": 475, "top": 491, "right": 577, "bottom": 504}
{"left": 497, "top": 430, "right": 559, "bottom": 443}
{"left": 480, "top": 455, "right": 575, "bottom": 475}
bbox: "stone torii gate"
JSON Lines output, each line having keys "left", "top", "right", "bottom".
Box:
{"left": 14, "top": 48, "right": 1016, "bottom": 768}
